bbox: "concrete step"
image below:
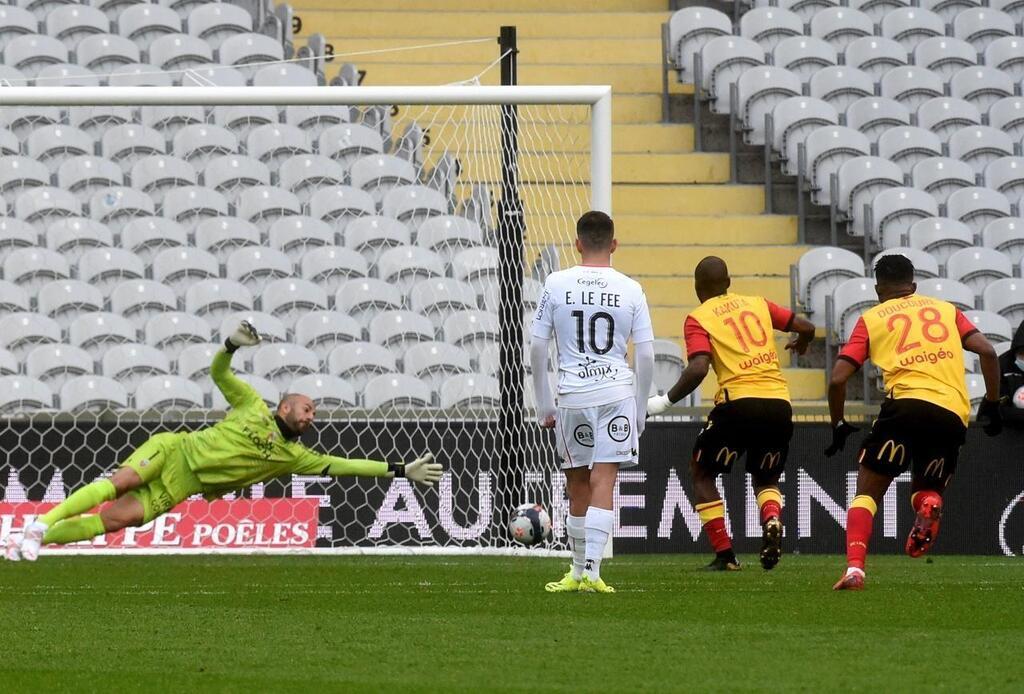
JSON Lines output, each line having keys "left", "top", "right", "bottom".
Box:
{"left": 421, "top": 122, "right": 693, "bottom": 154}
{"left": 610, "top": 184, "right": 766, "bottom": 215}
{"left": 611, "top": 244, "right": 807, "bottom": 276}
{"left": 296, "top": 0, "right": 667, "bottom": 10}
{"left": 523, "top": 214, "right": 797, "bottom": 246}
{"left": 461, "top": 152, "right": 727, "bottom": 184}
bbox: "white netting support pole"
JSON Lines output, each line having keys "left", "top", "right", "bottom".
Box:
{"left": 590, "top": 90, "right": 612, "bottom": 215}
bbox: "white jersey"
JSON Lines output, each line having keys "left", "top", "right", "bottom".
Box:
{"left": 531, "top": 264, "right": 654, "bottom": 408}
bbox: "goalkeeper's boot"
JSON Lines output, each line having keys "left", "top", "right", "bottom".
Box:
{"left": 4, "top": 533, "right": 22, "bottom": 561}
{"left": 19, "top": 521, "right": 47, "bottom": 562}
{"left": 578, "top": 575, "right": 615, "bottom": 593}
{"left": 701, "top": 554, "right": 741, "bottom": 571}
{"left": 906, "top": 495, "right": 942, "bottom": 559}
{"left": 760, "top": 516, "right": 783, "bottom": 570}
{"left": 545, "top": 568, "right": 581, "bottom": 593}
{"left": 832, "top": 568, "right": 865, "bottom": 591}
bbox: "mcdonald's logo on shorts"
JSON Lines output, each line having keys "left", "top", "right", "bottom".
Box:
{"left": 760, "top": 451, "right": 781, "bottom": 470}
{"left": 923, "top": 458, "right": 945, "bottom": 477}
{"left": 715, "top": 447, "right": 739, "bottom": 467}
{"left": 877, "top": 439, "right": 906, "bottom": 466}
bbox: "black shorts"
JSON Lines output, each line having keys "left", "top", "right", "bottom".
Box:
{"left": 693, "top": 398, "right": 793, "bottom": 477}
{"left": 858, "top": 398, "right": 966, "bottom": 484}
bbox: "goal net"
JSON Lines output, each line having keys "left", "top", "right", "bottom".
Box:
{"left": 0, "top": 85, "right": 611, "bottom": 554}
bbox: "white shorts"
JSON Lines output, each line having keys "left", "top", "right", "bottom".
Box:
{"left": 554, "top": 396, "right": 638, "bottom": 470}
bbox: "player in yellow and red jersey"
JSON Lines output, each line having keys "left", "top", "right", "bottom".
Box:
{"left": 648, "top": 256, "right": 815, "bottom": 570}
{"left": 827, "top": 254, "right": 1003, "bottom": 591}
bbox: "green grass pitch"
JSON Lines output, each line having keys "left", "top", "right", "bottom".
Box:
{"left": 2, "top": 554, "right": 1023, "bottom": 692}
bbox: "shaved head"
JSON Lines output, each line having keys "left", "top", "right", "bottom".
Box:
{"left": 694, "top": 256, "right": 730, "bottom": 302}
{"left": 277, "top": 393, "right": 316, "bottom": 435}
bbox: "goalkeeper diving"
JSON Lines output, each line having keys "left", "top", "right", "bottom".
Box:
{"left": 4, "top": 321, "right": 442, "bottom": 561}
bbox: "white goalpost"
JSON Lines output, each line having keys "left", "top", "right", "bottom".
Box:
{"left": 0, "top": 85, "right": 611, "bottom": 555}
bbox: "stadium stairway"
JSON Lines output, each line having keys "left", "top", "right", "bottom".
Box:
{"left": 291, "top": 0, "right": 822, "bottom": 401}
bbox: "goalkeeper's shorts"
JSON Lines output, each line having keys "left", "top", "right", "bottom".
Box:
{"left": 121, "top": 433, "right": 203, "bottom": 522}
{"left": 692, "top": 397, "right": 792, "bottom": 477}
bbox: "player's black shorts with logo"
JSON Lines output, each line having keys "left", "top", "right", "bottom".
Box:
{"left": 693, "top": 397, "right": 793, "bottom": 476}
{"left": 858, "top": 397, "right": 966, "bottom": 483}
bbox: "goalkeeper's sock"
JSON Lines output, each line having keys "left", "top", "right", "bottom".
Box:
{"left": 583, "top": 506, "right": 613, "bottom": 581}
{"left": 696, "top": 500, "right": 733, "bottom": 554}
{"left": 42, "top": 514, "right": 106, "bottom": 545}
{"left": 39, "top": 479, "right": 116, "bottom": 527}
{"left": 845, "top": 494, "right": 877, "bottom": 570}
{"left": 566, "top": 513, "right": 586, "bottom": 581}
{"left": 756, "top": 487, "right": 782, "bottom": 524}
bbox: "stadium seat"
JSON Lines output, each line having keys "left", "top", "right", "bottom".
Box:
{"left": 37, "top": 279, "right": 104, "bottom": 329}
{"left": 949, "top": 67, "right": 1015, "bottom": 111}
{"left": 376, "top": 246, "right": 445, "bottom": 294}
{"left": 298, "top": 246, "right": 368, "bottom": 296}
{"left": 327, "top": 341, "right": 397, "bottom": 392}
{"left": 987, "top": 97, "right": 1024, "bottom": 143}
{"left": 0, "top": 129, "right": 19, "bottom": 157}
{"left": 363, "top": 373, "right": 432, "bottom": 410}
{"left": 144, "top": 311, "right": 211, "bottom": 361}
{"left": 349, "top": 154, "right": 418, "bottom": 207}
{"left": 134, "top": 374, "right": 205, "bottom": 410}
{"left": 210, "top": 373, "right": 280, "bottom": 410}
{"left": 0, "top": 6, "right": 38, "bottom": 48}
{"left": 15, "top": 187, "right": 82, "bottom": 227}
{"left": 173, "top": 124, "right": 240, "bottom": 167}
{"left": 699, "top": 36, "right": 765, "bottom": 112}
{"left": 451, "top": 247, "right": 500, "bottom": 297}
{"left": 131, "top": 155, "right": 198, "bottom": 206}
{"left": 811, "top": 8, "right": 873, "bottom": 50}
{"left": 193, "top": 216, "right": 260, "bottom": 263}
{"left": 184, "top": 279, "right": 254, "bottom": 331}
{"left": 842, "top": 36, "right": 906, "bottom": 81}
{"left": 236, "top": 186, "right": 302, "bottom": 232}
{"left": 252, "top": 64, "right": 319, "bottom": 88}
{"left": 212, "top": 105, "right": 278, "bottom": 139}
{"left": 75, "top": 33, "right": 140, "bottom": 72}
{"left": 25, "top": 344, "right": 94, "bottom": 393}
{"left": 964, "top": 310, "right": 1013, "bottom": 343}
{"left": 120, "top": 217, "right": 188, "bottom": 263}
{"left": 335, "top": 278, "right": 404, "bottom": 329}
{"left": 101, "top": 124, "right": 166, "bottom": 172}
{"left": 285, "top": 105, "right": 352, "bottom": 140}
{"left": 278, "top": 155, "right": 347, "bottom": 204}
{"left": 948, "top": 126, "right": 1016, "bottom": 177}
{"left": 416, "top": 216, "right": 484, "bottom": 264}
{"left": 848, "top": 0, "right": 908, "bottom": 22}
{"left": 148, "top": 32, "right": 212, "bottom": 71}
{"left": 218, "top": 33, "right": 283, "bottom": 79}
{"left": 403, "top": 341, "right": 472, "bottom": 390}
{"left": 60, "top": 374, "right": 130, "bottom": 412}
{"left": 140, "top": 105, "right": 205, "bottom": 136}
{"left": 77, "top": 246, "right": 146, "bottom": 296}
{"left": 174, "top": 342, "right": 221, "bottom": 393}
{"left": 318, "top": 123, "right": 385, "bottom": 171}
{"left": 917, "top": 277, "right": 976, "bottom": 309}
{"left": 916, "top": 98, "right": 982, "bottom": 143}
{"left": 989, "top": 0, "right": 1024, "bottom": 21}
{"left": 946, "top": 187, "right": 1012, "bottom": 234}
{"left": 69, "top": 311, "right": 139, "bottom": 359}
{"left": 736, "top": 66, "right": 803, "bottom": 145}
{"left": 0, "top": 280, "right": 31, "bottom": 318}
{"left": 202, "top": 154, "right": 271, "bottom": 203}
{"left": 911, "top": 157, "right": 978, "bottom": 205}
{"left": 177, "top": 65, "right": 246, "bottom": 88}
{"left": 344, "top": 215, "right": 411, "bottom": 265}
{"left": 881, "top": 8, "right": 945, "bottom": 50}
{"left": 382, "top": 185, "right": 449, "bottom": 233}
{"left": 3, "top": 34, "right": 68, "bottom": 78}
{"left": 953, "top": 8, "right": 1015, "bottom": 52}
{"left": 874, "top": 247, "right": 940, "bottom": 279}
{"left": 439, "top": 374, "right": 501, "bottom": 410}
{"left": 871, "top": 187, "right": 940, "bottom": 248}
{"left": 836, "top": 156, "right": 906, "bottom": 235}
{"left": 369, "top": 310, "right": 435, "bottom": 356}
{"left": 877, "top": 127, "right": 943, "bottom": 177}
{"left": 0, "top": 157, "right": 51, "bottom": 206}
{"left": 880, "top": 67, "right": 945, "bottom": 112}
{"left": 667, "top": 7, "right": 732, "bottom": 83}
{"left": 27, "top": 125, "right": 92, "bottom": 174}
{"left": 981, "top": 218, "right": 1024, "bottom": 265}
{"left": 88, "top": 187, "right": 156, "bottom": 233}
{"left": 57, "top": 157, "right": 124, "bottom": 204}
{"left": 107, "top": 62, "right": 174, "bottom": 88}
{"left": 921, "top": 0, "right": 981, "bottom": 22}
{"left": 246, "top": 124, "right": 311, "bottom": 168}
{"left": 268, "top": 216, "right": 335, "bottom": 261}
{"left": 809, "top": 66, "right": 874, "bottom": 113}
{"left": 983, "top": 278, "right": 1024, "bottom": 324}
{"left": 0, "top": 375, "right": 53, "bottom": 412}
{"left": 293, "top": 311, "right": 362, "bottom": 359}
{"left": 443, "top": 310, "right": 500, "bottom": 361}
{"left": 151, "top": 246, "right": 219, "bottom": 295}
{"left": 286, "top": 373, "right": 356, "bottom": 409}
{"left": 101, "top": 343, "right": 171, "bottom": 393}
{"left": 652, "top": 338, "right": 685, "bottom": 394}
{"left": 251, "top": 343, "right": 320, "bottom": 391}
{"left": 186, "top": 2, "right": 251, "bottom": 48}
{"left": 984, "top": 158, "right": 1024, "bottom": 201}
{"left": 739, "top": 7, "right": 803, "bottom": 52}
{"left": 225, "top": 246, "right": 293, "bottom": 296}
{"left": 410, "top": 278, "right": 480, "bottom": 330}
{"left": 45, "top": 217, "right": 114, "bottom": 265}
{"left": 261, "top": 278, "right": 329, "bottom": 330}
{"left": 913, "top": 37, "right": 976, "bottom": 80}
{"left": 984, "top": 37, "right": 1024, "bottom": 83}
{"left": 0, "top": 218, "right": 36, "bottom": 267}
{"left": 118, "top": 3, "right": 180, "bottom": 44}
{"left": 772, "top": 36, "right": 837, "bottom": 82}
{"left": 309, "top": 185, "right": 377, "bottom": 234}
{"left": 3, "top": 247, "right": 70, "bottom": 295}
{"left": 34, "top": 63, "right": 99, "bottom": 87}
{"left": 109, "top": 279, "right": 179, "bottom": 331}
{"left": 1, "top": 106, "right": 61, "bottom": 140}
{"left": 946, "top": 246, "right": 1013, "bottom": 293}
{"left": 830, "top": 277, "right": 877, "bottom": 340}
{"left": 907, "top": 217, "right": 975, "bottom": 266}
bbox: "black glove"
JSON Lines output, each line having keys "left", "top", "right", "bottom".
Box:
{"left": 824, "top": 420, "right": 860, "bottom": 457}
{"left": 977, "top": 397, "right": 1003, "bottom": 437}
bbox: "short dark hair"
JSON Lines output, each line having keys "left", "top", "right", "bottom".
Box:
{"left": 576, "top": 210, "right": 614, "bottom": 251}
{"left": 874, "top": 253, "right": 914, "bottom": 284}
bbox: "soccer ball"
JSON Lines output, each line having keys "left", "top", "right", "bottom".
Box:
{"left": 1013, "top": 386, "right": 1024, "bottom": 409}
{"left": 509, "top": 503, "right": 552, "bottom": 546}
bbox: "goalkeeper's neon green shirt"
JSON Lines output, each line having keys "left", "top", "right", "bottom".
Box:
{"left": 177, "top": 349, "right": 389, "bottom": 499}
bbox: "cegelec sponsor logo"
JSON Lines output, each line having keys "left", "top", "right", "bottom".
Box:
{"left": 0, "top": 498, "right": 319, "bottom": 549}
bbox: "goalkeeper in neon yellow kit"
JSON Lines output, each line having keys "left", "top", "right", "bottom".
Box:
{"left": 5, "top": 321, "right": 442, "bottom": 561}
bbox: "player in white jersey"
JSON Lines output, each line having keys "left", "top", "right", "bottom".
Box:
{"left": 530, "top": 211, "right": 655, "bottom": 593}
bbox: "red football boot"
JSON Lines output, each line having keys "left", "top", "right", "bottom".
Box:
{"left": 906, "top": 494, "right": 942, "bottom": 558}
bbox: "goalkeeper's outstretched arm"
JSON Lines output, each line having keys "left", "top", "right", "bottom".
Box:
{"left": 295, "top": 452, "right": 443, "bottom": 486}
{"left": 211, "top": 321, "right": 263, "bottom": 410}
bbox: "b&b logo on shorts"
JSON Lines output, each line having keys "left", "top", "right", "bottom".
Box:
{"left": 573, "top": 424, "right": 594, "bottom": 448}
{"left": 607, "top": 416, "right": 631, "bottom": 442}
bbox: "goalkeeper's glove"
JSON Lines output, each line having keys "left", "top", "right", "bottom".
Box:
{"left": 646, "top": 393, "right": 674, "bottom": 417}
{"left": 393, "top": 453, "right": 443, "bottom": 486}
{"left": 824, "top": 420, "right": 859, "bottom": 457}
{"left": 225, "top": 320, "right": 261, "bottom": 352}
{"left": 977, "top": 397, "right": 1003, "bottom": 437}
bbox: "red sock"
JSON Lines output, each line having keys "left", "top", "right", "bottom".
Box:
{"left": 760, "top": 500, "right": 781, "bottom": 524}
{"left": 703, "top": 516, "right": 733, "bottom": 553}
{"left": 912, "top": 490, "right": 942, "bottom": 513}
{"left": 846, "top": 506, "right": 874, "bottom": 570}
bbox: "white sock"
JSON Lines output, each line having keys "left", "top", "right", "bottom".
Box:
{"left": 566, "top": 514, "right": 586, "bottom": 580}
{"left": 583, "top": 506, "right": 614, "bottom": 581}
{"left": 846, "top": 566, "right": 865, "bottom": 578}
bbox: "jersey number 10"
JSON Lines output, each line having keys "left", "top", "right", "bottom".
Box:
{"left": 571, "top": 310, "right": 615, "bottom": 355}
{"left": 723, "top": 311, "right": 768, "bottom": 353}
